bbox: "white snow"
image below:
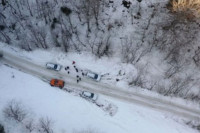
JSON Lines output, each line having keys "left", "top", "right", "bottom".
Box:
{"left": 0, "top": 55, "right": 198, "bottom": 133}
{"left": 0, "top": 42, "right": 199, "bottom": 110}
{"left": 1, "top": 0, "right": 200, "bottom": 132}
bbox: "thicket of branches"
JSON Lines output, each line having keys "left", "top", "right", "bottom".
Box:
{"left": 2, "top": 100, "right": 104, "bottom": 133}
{"left": 2, "top": 100, "right": 55, "bottom": 133}
{"left": 122, "top": 1, "right": 200, "bottom": 101}
{"left": 0, "top": 0, "right": 111, "bottom": 58}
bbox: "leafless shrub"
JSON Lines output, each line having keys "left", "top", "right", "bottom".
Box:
{"left": 121, "top": 34, "right": 153, "bottom": 64}
{"left": 73, "top": 128, "right": 102, "bottom": 133}
{"left": 156, "top": 13, "right": 199, "bottom": 68}
{"left": 186, "top": 121, "right": 200, "bottom": 131}
{"left": 0, "top": 31, "right": 11, "bottom": 44}
{"left": 184, "top": 92, "right": 200, "bottom": 101}
{"left": 24, "top": 118, "right": 35, "bottom": 133}
{"left": 164, "top": 64, "right": 183, "bottom": 79}
{"left": 155, "top": 83, "right": 167, "bottom": 94}
{"left": 95, "top": 35, "right": 112, "bottom": 58}
{"left": 121, "top": 37, "right": 139, "bottom": 64}
{"left": 37, "top": 117, "right": 54, "bottom": 133}
{"left": 164, "top": 76, "right": 193, "bottom": 96}
{"left": 88, "top": 33, "right": 112, "bottom": 58}
{"left": 3, "top": 100, "right": 27, "bottom": 123}
{"left": 28, "top": 26, "right": 48, "bottom": 49}
{"left": 129, "top": 64, "right": 148, "bottom": 88}
{"left": 193, "top": 47, "right": 200, "bottom": 66}
{"left": 35, "top": 0, "right": 56, "bottom": 24}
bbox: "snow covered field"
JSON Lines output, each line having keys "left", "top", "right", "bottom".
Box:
{"left": 0, "top": 43, "right": 199, "bottom": 133}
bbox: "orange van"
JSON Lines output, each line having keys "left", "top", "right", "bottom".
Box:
{"left": 50, "top": 79, "right": 65, "bottom": 89}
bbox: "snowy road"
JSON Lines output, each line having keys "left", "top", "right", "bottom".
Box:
{"left": 1, "top": 51, "right": 200, "bottom": 121}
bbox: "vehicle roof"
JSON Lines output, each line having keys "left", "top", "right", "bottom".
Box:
{"left": 51, "top": 79, "right": 64, "bottom": 82}
{"left": 87, "top": 72, "right": 96, "bottom": 78}
{"left": 83, "top": 91, "right": 92, "bottom": 97}
{"left": 46, "top": 63, "right": 56, "bottom": 66}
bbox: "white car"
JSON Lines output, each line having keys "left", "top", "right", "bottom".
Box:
{"left": 46, "top": 63, "right": 62, "bottom": 71}
{"left": 81, "top": 91, "right": 98, "bottom": 101}
{"left": 86, "top": 71, "right": 101, "bottom": 81}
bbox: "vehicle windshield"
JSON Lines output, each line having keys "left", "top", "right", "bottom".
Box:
{"left": 54, "top": 64, "right": 57, "bottom": 69}
{"left": 54, "top": 80, "right": 58, "bottom": 84}
{"left": 91, "top": 93, "right": 94, "bottom": 98}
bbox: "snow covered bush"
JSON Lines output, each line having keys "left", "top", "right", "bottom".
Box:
{"left": 3, "top": 100, "right": 27, "bottom": 123}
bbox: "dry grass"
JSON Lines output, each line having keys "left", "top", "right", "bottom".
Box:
{"left": 168, "top": 0, "right": 200, "bottom": 19}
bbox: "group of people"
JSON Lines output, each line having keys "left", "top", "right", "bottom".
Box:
{"left": 122, "top": 0, "right": 132, "bottom": 9}
{"left": 65, "top": 61, "right": 85, "bottom": 83}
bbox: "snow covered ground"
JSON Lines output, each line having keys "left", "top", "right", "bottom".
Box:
{"left": 0, "top": 62, "right": 198, "bottom": 133}
{"left": 0, "top": 42, "right": 199, "bottom": 110}
{"left": 0, "top": 43, "right": 199, "bottom": 133}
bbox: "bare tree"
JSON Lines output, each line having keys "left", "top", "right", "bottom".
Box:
{"left": 91, "top": 0, "right": 103, "bottom": 28}
{"left": 95, "top": 35, "right": 112, "bottom": 58}
{"left": 129, "top": 63, "right": 148, "bottom": 88}
{"left": 164, "top": 64, "right": 183, "bottom": 79}
{"left": 73, "top": 128, "right": 103, "bottom": 133}
{"left": 35, "top": 0, "right": 56, "bottom": 24}
{"left": 0, "top": 31, "right": 11, "bottom": 44}
{"left": 37, "top": 117, "right": 54, "bottom": 133}
{"left": 24, "top": 118, "right": 35, "bottom": 133}
{"left": 164, "top": 76, "right": 193, "bottom": 96}
{"left": 193, "top": 47, "right": 200, "bottom": 66}
{"left": 76, "top": 0, "right": 104, "bottom": 33}
{"left": 156, "top": 9, "right": 200, "bottom": 65}
{"left": 121, "top": 37, "right": 138, "bottom": 64}
{"left": 80, "top": 0, "right": 93, "bottom": 33}
{"left": 29, "top": 26, "right": 48, "bottom": 49}
{"left": 3, "top": 100, "right": 27, "bottom": 123}
{"left": 25, "top": 0, "right": 33, "bottom": 16}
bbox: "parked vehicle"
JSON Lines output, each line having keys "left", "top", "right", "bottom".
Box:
{"left": 86, "top": 71, "right": 101, "bottom": 81}
{"left": 80, "top": 91, "right": 98, "bottom": 101}
{"left": 50, "top": 79, "right": 65, "bottom": 89}
{"left": 46, "top": 63, "right": 62, "bottom": 71}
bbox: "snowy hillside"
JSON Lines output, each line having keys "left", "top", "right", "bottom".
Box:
{"left": 1, "top": 0, "right": 200, "bottom": 132}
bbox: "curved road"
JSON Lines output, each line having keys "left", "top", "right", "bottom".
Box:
{"left": 1, "top": 50, "right": 200, "bottom": 121}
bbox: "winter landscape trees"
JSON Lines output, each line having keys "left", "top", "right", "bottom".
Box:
{"left": 1, "top": 99, "right": 104, "bottom": 133}
{"left": 0, "top": 0, "right": 200, "bottom": 102}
